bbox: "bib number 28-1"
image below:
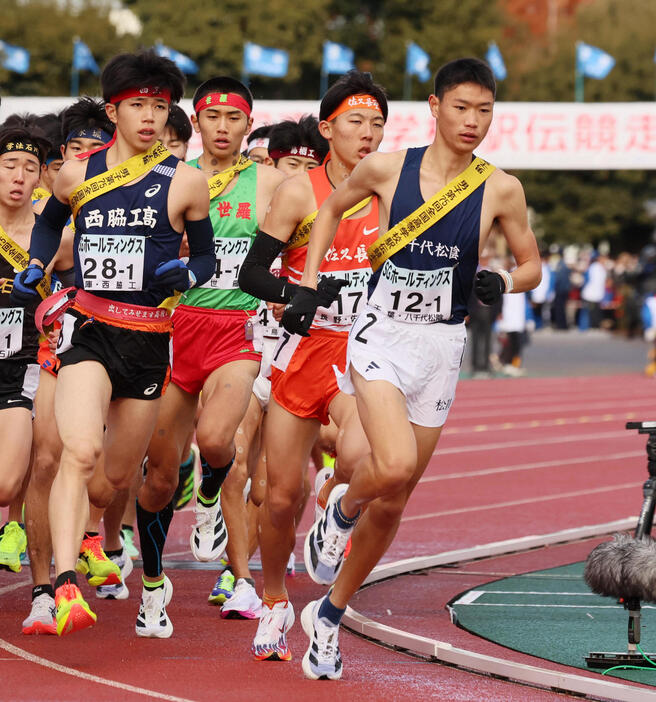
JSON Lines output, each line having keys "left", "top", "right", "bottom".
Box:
{"left": 79, "top": 234, "right": 145, "bottom": 291}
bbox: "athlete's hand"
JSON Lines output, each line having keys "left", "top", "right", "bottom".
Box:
{"left": 280, "top": 286, "right": 320, "bottom": 337}
{"left": 153, "top": 259, "right": 196, "bottom": 293}
{"left": 270, "top": 302, "right": 285, "bottom": 322}
{"left": 9, "top": 264, "right": 45, "bottom": 305}
{"left": 474, "top": 270, "right": 505, "bottom": 305}
{"left": 316, "top": 276, "right": 347, "bottom": 307}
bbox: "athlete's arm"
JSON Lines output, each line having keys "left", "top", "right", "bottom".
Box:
{"left": 493, "top": 173, "right": 541, "bottom": 293}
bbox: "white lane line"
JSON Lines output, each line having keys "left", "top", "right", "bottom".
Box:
{"left": 420, "top": 451, "right": 642, "bottom": 483}
{"left": 471, "top": 590, "right": 597, "bottom": 596}
{"left": 0, "top": 578, "right": 31, "bottom": 597}
{"left": 0, "top": 639, "right": 198, "bottom": 702}
{"left": 436, "top": 429, "right": 628, "bottom": 454}
{"left": 452, "top": 590, "right": 484, "bottom": 605}
{"left": 454, "top": 603, "right": 656, "bottom": 610}
{"left": 402, "top": 482, "right": 638, "bottom": 522}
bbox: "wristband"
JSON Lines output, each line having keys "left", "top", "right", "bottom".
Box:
{"left": 497, "top": 269, "right": 514, "bottom": 293}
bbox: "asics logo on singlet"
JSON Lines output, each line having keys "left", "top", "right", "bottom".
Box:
{"left": 145, "top": 184, "right": 162, "bottom": 198}
{"left": 363, "top": 226, "right": 378, "bottom": 236}
{"left": 143, "top": 383, "right": 158, "bottom": 396}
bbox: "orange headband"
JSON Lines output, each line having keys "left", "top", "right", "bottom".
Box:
{"left": 325, "top": 94, "right": 383, "bottom": 122}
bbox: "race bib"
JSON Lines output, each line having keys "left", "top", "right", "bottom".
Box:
{"left": 271, "top": 330, "right": 302, "bottom": 373}
{"left": 255, "top": 257, "right": 282, "bottom": 338}
{"left": 314, "top": 268, "right": 371, "bottom": 327}
{"left": 0, "top": 307, "right": 23, "bottom": 359}
{"left": 201, "top": 237, "right": 251, "bottom": 290}
{"left": 79, "top": 234, "right": 145, "bottom": 291}
{"left": 369, "top": 260, "right": 454, "bottom": 324}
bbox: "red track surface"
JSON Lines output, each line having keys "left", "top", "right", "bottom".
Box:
{"left": 1, "top": 373, "right": 652, "bottom": 701}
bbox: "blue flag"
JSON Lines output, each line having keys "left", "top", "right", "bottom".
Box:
{"left": 406, "top": 43, "right": 430, "bottom": 82}
{"left": 576, "top": 42, "right": 615, "bottom": 79}
{"left": 243, "top": 42, "right": 288, "bottom": 78}
{"left": 155, "top": 43, "right": 198, "bottom": 75}
{"left": 322, "top": 41, "right": 354, "bottom": 75}
{"left": 0, "top": 40, "right": 29, "bottom": 74}
{"left": 73, "top": 39, "right": 99, "bottom": 75}
{"left": 485, "top": 42, "right": 507, "bottom": 81}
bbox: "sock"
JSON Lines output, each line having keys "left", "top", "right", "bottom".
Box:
{"left": 121, "top": 524, "right": 134, "bottom": 534}
{"left": 142, "top": 574, "right": 165, "bottom": 591}
{"left": 32, "top": 584, "right": 54, "bottom": 600}
{"left": 83, "top": 531, "right": 99, "bottom": 540}
{"left": 136, "top": 499, "right": 174, "bottom": 578}
{"left": 199, "top": 454, "right": 234, "bottom": 503}
{"left": 318, "top": 594, "right": 346, "bottom": 626}
{"left": 180, "top": 450, "right": 194, "bottom": 471}
{"left": 105, "top": 547, "right": 123, "bottom": 559}
{"left": 54, "top": 570, "right": 77, "bottom": 590}
{"left": 262, "top": 591, "right": 288, "bottom": 608}
{"left": 333, "top": 497, "right": 360, "bottom": 530}
{"left": 241, "top": 577, "right": 256, "bottom": 588}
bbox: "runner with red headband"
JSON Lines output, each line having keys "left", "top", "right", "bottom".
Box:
{"left": 138, "top": 76, "right": 285, "bottom": 631}
{"left": 238, "top": 69, "right": 387, "bottom": 662}
{"left": 12, "top": 49, "right": 215, "bottom": 637}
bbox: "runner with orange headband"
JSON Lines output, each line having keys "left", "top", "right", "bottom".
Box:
{"left": 13, "top": 49, "right": 215, "bottom": 636}
{"left": 238, "top": 69, "right": 387, "bottom": 662}
{"left": 138, "top": 76, "right": 285, "bottom": 631}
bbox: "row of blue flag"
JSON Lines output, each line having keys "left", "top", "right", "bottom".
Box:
{"left": 0, "top": 38, "right": 633, "bottom": 83}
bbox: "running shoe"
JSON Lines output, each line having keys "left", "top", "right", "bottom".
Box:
{"left": 96, "top": 548, "right": 132, "bottom": 600}
{"left": 190, "top": 491, "right": 228, "bottom": 562}
{"left": 0, "top": 521, "right": 27, "bottom": 573}
{"left": 121, "top": 528, "right": 140, "bottom": 559}
{"left": 252, "top": 599, "right": 295, "bottom": 661}
{"left": 301, "top": 597, "right": 343, "bottom": 680}
{"left": 208, "top": 568, "right": 235, "bottom": 605}
{"left": 55, "top": 583, "right": 97, "bottom": 636}
{"left": 173, "top": 444, "right": 198, "bottom": 511}
{"left": 286, "top": 552, "right": 296, "bottom": 577}
{"left": 220, "top": 578, "right": 262, "bottom": 620}
{"left": 304, "top": 483, "right": 354, "bottom": 586}
{"left": 135, "top": 575, "right": 173, "bottom": 638}
{"left": 313, "top": 467, "right": 333, "bottom": 522}
{"left": 22, "top": 592, "right": 57, "bottom": 635}
{"left": 76, "top": 534, "right": 122, "bottom": 587}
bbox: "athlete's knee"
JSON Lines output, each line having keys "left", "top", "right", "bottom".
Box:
{"left": 61, "top": 439, "right": 103, "bottom": 478}
{"left": 0, "top": 476, "right": 23, "bottom": 506}
{"left": 141, "top": 459, "right": 178, "bottom": 508}
{"left": 31, "top": 448, "right": 60, "bottom": 488}
{"left": 196, "top": 425, "right": 233, "bottom": 466}
{"left": 266, "top": 480, "right": 304, "bottom": 526}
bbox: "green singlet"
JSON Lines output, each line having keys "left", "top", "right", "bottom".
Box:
{"left": 180, "top": 159, "right": 260, "bottom": 310}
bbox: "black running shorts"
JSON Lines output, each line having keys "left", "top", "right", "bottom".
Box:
{"left": 0, "top": 360, "right": 39, "bottom": 411}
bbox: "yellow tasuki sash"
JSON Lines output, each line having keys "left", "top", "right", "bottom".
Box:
{"left": 32, "top": 186, "right": 51, "bottom": 201}
{"left": 207, "top": 155, "right": 253, "bottom": 200}
{"left": 286, "top": 196, "right": 373, "bottom": 251}
{"left": 0, "top": 224, "right": 51, "bottom": 300}
{"left": 367, "top": 157, "right": 495, "bottom": 272}
{"left": 69, "top": 141, "right": 171, "bottom": 219}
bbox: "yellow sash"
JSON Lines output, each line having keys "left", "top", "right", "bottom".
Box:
{"left": 207, "top": 155, "right": 254, "bottom": 200}
{"left": 286, "top": 196, "right": 373, "bottom": 251}
{"left": 69, "top": 141, "right": 171, "bottom": 219}
{"left": 367, "top": 157, "right": 496, "bottom": 272}
{"left": 0, "top": 224, "right": 51, "bottom": 300}
{"left": 31, "top": 186, "right": 50, "bottom": 201}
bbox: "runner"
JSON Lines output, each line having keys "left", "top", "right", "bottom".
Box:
{"left": 290, "top": 57, "right": 541, "bottom": 680}
{"left": 245, "top": 126, "right": 272, "bottom": 165}
{"left": 137, "top": 76, "right": 284, "bottom": 636}
{"left": 34, "top": 113, "right": 65, "bottom": 197}
{"left": 238, "top": 70, "right": 386, "bottom": 661}
{"left": 14, "top": 49, "right": 214, "bottom": 636}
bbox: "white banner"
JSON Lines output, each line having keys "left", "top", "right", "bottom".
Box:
{"left": 2, "top": 97, "right": 654, "bottom": 169}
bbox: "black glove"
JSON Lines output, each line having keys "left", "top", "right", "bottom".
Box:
{"left": 153, "top": 259, "right": 195, "bottom": 294}
{"left": 9, "top": 264, "right": 45, "bottom": 306}
{"left": 316, "top": 276, "right": 347, "bottom": 307}
{"left": 474, "top": 270, "right": 505, "bottom": 305}
{"left": 280, "top": 286, "right": 320, "bottom": 337}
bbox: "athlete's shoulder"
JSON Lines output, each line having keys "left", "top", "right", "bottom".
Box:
{"left": 355, "top": 150, "right": 406, "bottom": 181}
{"left": 172, "top": 160, "right": 209, "bottom": 188}
{"left": 53, "top": 157, "right": 88, "bottom": 202}
{"left": 255, "top": 161, "right": 285, "bottom": 188}
{"left": 487, "top": 167, "right": 524, "bottom": 199}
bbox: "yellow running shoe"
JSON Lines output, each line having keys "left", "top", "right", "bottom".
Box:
{"left": 76, "top": 534, "right": 122, "bottom": 587}
{"left": 0, "top": 521, "right": 27, "bottom": 573}
{"left": 55, "top": 583, "right": 97, "bottom": 636}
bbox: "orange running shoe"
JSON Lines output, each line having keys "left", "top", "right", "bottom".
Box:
{"left": 55, "top": 583, "right": 97, "bottom": 636}
{"left": 76, "top": 534, "right": 121, "bottom": 587}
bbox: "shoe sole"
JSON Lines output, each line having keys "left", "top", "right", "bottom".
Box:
{"left": 22, "top": 621, "right": 57, "bottom": 635}
{"left": 96, "top": 584, "right": 129, "bottom": 600}
{"left": 300, "top": 601, "right": 342, "bottom": 681}
{"left": 57, "top": 604, "right": 97, "bottom": 636}
{"left": 220, "top": 607, "right": 260, "bottom": 620}
{"left": 76, "top": 558, "right": 122, "bottom": 587}
{"left": 208, "top": 593, "right": 231, "bottom": 605}
{"left": 135, "top": 621, "right": 173, "bottom": 638}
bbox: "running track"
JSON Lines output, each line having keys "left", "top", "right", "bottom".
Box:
{"left": 0, "top": 372, "right": 651, "bottom": 701}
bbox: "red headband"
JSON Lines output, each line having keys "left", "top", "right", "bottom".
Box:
{"left": 269, "top": 146, "right": 320, "bottom": 163}
{"left": 195, "top": 92, "right": 252, "bottom": 118}
{"left": 110, "top": 86, "right": 172, "bottom": 104}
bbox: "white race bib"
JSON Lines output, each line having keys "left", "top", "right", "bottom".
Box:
{"left": 79, "top": 234, "right": 145, "bottom": 291}
{"left": 271, "top": 330, "right": 302, "bottom": 373}
{"left": 314, "top": 268, "right": 371, "bottom": 327}
{"left": 201, "top": 237, "right": 251, "bottom": 290}
{"left": 254, "top": 257, "right": 282, "bottom": 339}
{"left": 369, "top": 260, "right": 454, "bottom": 323}
{"left": 0, "top": 307, "right": 23, "bottom": 359}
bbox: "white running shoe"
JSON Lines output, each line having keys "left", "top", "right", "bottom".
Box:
{"left": 286, "top": 551, "right": 296, "bottom": 577}
{"left": 21, "top": 592, "right": 57, "bottom": 635}
{"left": 251, "top": 599, "right": 295, "bottom": 660}
{"left": 135, "top": 575, "right": 173, "bottom": 638}
{"left": 301, "top": 597, "right": 343, "bottom": 680}
{"left": 96, "top": 548, "right": 132, "bottom": 600}
{"left": 220, "top": 578, "right": 262, "bottom": 620}
{"left": 304, "top": 483, "right": 354, "bottom": 586}
{"left": 190, "top": 491, "right": 228, "bottom": 562}
{"left": 313, "top": 467, "right": 333, "bottom": 522}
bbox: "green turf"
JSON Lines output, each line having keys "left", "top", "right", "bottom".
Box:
{"left": 450, "top": 561, "right": 656, "bottom": 686}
